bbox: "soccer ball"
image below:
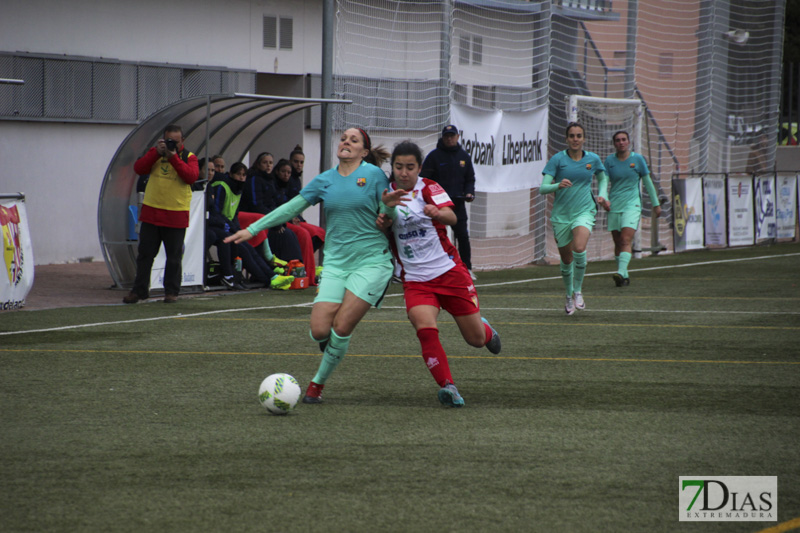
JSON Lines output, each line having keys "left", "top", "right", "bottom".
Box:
{"left": 258, "top": 373, "right": 302, "bottom": 415}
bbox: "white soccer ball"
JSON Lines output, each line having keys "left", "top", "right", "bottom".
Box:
{"left": 258, "top": 373, "right": 302, "bottom": 415}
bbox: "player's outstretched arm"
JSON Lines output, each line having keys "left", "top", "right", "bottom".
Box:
{"left": 224, "top": 229, "right": 254, "bottom": 244}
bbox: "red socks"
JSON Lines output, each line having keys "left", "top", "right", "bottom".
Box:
{"left": 416, "top": 327, "right": 453, "bottom": 387}
{"left": 483, "top": 321, "right": 494, "bottom": 347}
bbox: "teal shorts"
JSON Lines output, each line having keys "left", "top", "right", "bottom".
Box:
{"left": 608, "top": 208, "right": 642, "bottom": 232}
{"left": 552, "top": 210, "right": 596, "bottom": 248}
{"left": 314, "top": 261, "right": 394, "bottom": 308}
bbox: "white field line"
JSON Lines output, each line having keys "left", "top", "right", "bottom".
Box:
{"left": 2, "top": 252, "right": 798, "bottom": 337}
{"left": 0, "top": 303, "right": 313, "bottom": 337}
{"left": 466, "top": 251, "right": 800, "bottom": 289}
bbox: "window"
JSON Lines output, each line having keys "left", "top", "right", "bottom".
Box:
{"left": 263, "top": 16, "right": 277, "bottom": 49}
{"left": 459, "top": 36, "right": 470, "bottom": 65}
{"left": 279, "top": 17, "right": 293, "bottom": 50}
{"left": 458, "top": 35, "right": 483, "bottom": 66}
{"left": 264, "top": 16, "right": 293, "bottom": 50}
{"left": 472, "top": 36, "right": 483, "bottom": 66}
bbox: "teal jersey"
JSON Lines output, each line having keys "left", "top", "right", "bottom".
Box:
{"left": 301, "top": 161, "right": 391, "bottom": 270}
{"left": 604, "top": 151, "right": 650, "bottom": 213}
{"left": 542, "top": 150, "right": 606, "bottom": 223}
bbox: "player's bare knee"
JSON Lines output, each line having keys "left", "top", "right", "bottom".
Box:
{"left": 310, "top": 325, "right": 330, "bottom": 340}
{"left": 465, "top": 332, "right": 485, "bottom": 348}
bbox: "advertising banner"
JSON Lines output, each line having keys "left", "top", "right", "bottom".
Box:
{"left": 728, "top": 176, "right": 754, "bottom": 246}
{"left": 450, "top": 103, "right": 548, "bottom": 192}
{"left": 754, "top": 176, "right": 776, "bottom": 241}
{"left": 776, "top": 175, "right": 797, "bottom": 239}
{"left": 703, "top": 177, "right": 727, "bottom": 247}
{"left": 672, "top": 178, "right": 704, "bottom": 251}
{"left": 149, "top": 191, "right": 205, "bottom": 290}
{"left": 1, "top": 197, "right": 35, "bottom": 310}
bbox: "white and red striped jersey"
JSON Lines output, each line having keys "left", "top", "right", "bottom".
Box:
{"left": 389, "top": 177, "right": 462, "bottom": 282}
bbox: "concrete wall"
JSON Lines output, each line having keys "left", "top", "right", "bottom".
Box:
{"left": 0, "top": 122, "right": 131, "bottom": 264}
{"left": 1, "top": 0, "right": 323, "bottom": 264}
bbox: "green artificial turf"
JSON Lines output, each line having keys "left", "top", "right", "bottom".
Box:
{"left": 1, "top": 243, "right": 799, "bottom": 532}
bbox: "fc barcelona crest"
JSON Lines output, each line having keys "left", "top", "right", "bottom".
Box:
{"left": 357, "top": 177, "right": 367, "bottom": 187}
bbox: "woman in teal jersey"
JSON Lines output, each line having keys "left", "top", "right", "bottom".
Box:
{"left": 604, "top": 130, "right": 661, "bottom": 286}
{"left": 540, "top": 122, "right": 609, "bottom": 315}
{"left": 226, "top": 128, "right": 405, "bottom": 403}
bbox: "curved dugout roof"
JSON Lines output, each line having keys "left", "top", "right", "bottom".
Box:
{"left": 98, "top": 93, "right": 350, "bottom": 291}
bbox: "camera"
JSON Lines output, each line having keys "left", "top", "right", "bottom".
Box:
{"left": 164, "top": 138, "right": 178, "bottom": 151}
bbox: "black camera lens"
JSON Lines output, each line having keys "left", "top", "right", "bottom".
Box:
{"left": 165, "top": 139, "right": 178, "bottom": 151}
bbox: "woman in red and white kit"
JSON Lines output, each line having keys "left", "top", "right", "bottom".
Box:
{"left": 378, "top": 141, "right": 501, "bottom": 408}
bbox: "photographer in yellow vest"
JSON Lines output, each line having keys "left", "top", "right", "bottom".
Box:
{"left": 124, "top": 124, "right": 199, "bottom": 304}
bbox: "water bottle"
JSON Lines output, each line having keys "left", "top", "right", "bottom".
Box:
{"left": 235, "top": 256, "right": 242, "bottom": 273}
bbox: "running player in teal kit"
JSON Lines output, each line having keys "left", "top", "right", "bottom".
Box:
{"left": 604, "top": 130, "right": 661, "bottom": 286}
{"left": 540, "top": 122, "right": 609, "bottom": 315}
{"left": 226, "top": 128, "right": 404, "bottom": 403}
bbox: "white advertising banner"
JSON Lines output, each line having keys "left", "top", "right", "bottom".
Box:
{"left": 450, "top": 103, "right": 548, "bottom": 192}
{"left": 1, "top": 197, "right": 35, "bottom": 310}
{"left": 754, "top": 176, "right": 776, "bottom": 241}
{"left": 672, "top": 178, "right": 704, "bottom": 251}
{"left": 149, "top": 191, "right": 205, "bottom": 290}
{"left": 703, "top": 177, "right": 727, "bottom": 247}
{"left": 728, "top": 176, "right": 754, "bottom": 246}
{"left": 776, "top": 175, "right": 797, "bottom": 239}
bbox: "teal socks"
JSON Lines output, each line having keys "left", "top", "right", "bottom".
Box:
{"left": 312, "top": 329, "right": 351, "bottom": 385}
{"left": 560, "top": 260, "right": 574, "bottom": 296}
{"left": 573, "top": 251, "right": 587, "bottom": 293}
{"left": 617, "top": 251, "right": 632, "bottom": 278}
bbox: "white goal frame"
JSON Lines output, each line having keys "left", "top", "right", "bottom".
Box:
{"left": 567, "top": 95, "right": 644, "bottom": 154}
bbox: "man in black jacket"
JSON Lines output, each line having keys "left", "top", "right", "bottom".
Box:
{"left": 420, "top": 125, "right": 477, "bottom": 279}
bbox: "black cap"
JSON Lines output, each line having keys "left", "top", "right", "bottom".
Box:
{"left": 442, "top": 125, "right": 458, "bottom": 136}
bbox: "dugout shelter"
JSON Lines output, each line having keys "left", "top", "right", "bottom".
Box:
{"left": 97, "top": 94, "right": 349, "bottom": 292}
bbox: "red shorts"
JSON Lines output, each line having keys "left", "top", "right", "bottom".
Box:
{"left": 403, "top": 265, "right": 480, "bottom": 317}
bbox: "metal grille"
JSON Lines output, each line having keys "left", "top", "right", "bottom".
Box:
{"left": 137, "top": 65, "right": 181, "bottom": 120}
{"left": 11, "top": 56, "right": 44, "bottom": 118}
{"left": 183, "top": 70, "right": 222, "bottom": 98}
{"left": 279, "top": 17, "right": 294, "bottom": 50}
{"left": 45, "top": 59, "right": 92, "bottom": 119}
{"left": 0, "top": 52, "right": 256, "bottom": 124}
{"left": 334, "top": 76, "right": 444, "bottom": 131}
{"left": 0, "top": 55, "right": 16, "bottom": 115}
{"left": 263, "top": 16, "right": 277, "bottom": 48}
